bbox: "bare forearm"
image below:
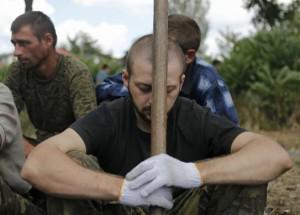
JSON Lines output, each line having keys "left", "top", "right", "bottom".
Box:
{"left": 196, "top": 135, "right": 292, "bottom": 185}
{"left": 22, "top": 143, "right": 123, "bottom": 200}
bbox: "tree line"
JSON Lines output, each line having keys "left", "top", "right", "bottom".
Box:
{"left": 218, "top": 0, "right": 300, "bottom": 129}
{"left": 1, "top": 0, "right": 299, "bottom": 129}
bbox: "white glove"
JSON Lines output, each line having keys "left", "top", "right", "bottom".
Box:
{"left": 119, "top": 179, "right": 173, "bottom": 209}
{"left": 126, "top": 154, "right": 201, "bottom": 197}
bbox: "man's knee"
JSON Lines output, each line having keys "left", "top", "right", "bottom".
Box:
{"left": 0, "top": 177, "right": 8, "bottom": 210}
{"left": 0, "top": 176, "right": 45, "bottom": 215}
{"left": 0, "top": 175, "right": 16, "bottom": 208}
{"left": 205, "top": 184, "right": 267, "bottom": 215}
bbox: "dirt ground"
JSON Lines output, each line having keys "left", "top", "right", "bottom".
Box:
{"left": 258, "top": 129, "right": 300, "bottom": 215}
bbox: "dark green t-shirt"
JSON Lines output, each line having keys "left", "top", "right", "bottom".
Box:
{"left": 5, "top": 55, "right": 96, "bottom": 142}
{"left": 71, "top": 97, "right": 245, "bottom": 176}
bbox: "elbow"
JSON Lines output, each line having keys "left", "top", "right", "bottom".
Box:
{"left": 21, "top": 141, "right": 63, "bottom": 195}
{"left": 21, "top": 141, "right": 55, "bottom": 186}
{"left": 21, "top": 149, "right": 46, "bottom": 186}
{"left": 274, "top": 148, "right": 293, "bottom": 175}
{"left": 21, "top": 159, "right": 39, "bottom": 184}
{"left": 262, "top": 139, "right": 293, "bottom": 178}
{"left": 21, "top": 160, "right": 53, "bottom": 194}
{"left": 281, "top": 151, "right": 293, "bottom": 172}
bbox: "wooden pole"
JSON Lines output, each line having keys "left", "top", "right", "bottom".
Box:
{"left": 150, "top": 0, "right": 168, "bottom": 214}
{"left": 25, "top": 0, "right": 33, "bottom": 12}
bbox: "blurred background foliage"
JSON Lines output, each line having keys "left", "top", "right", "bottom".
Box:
{"left": 219, "top": 1, "right": 300, "bottom": 129}
{"left": 1, "top": 0, "right": 300, "bottom": 131}
{"left": 59, "top": 32, "right": 125, "bottom": 77}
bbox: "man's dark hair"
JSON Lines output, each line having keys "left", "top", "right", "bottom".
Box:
{"left": 102, "top": 64, "right": 108, "bottom": 70}
{"left": 212, "top": 59, "right": 222, "bottom": 67}
{"left": 168, "top": 14, "right": 201, "bottom": 53}
{"left": 11, "top": 11, "right": 57, "bottom": 48}
{"left": 126, "top": 34, "right": 186, "bottom": 77}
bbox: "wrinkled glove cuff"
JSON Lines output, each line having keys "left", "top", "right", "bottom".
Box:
{"left": 118, "top": 180, "right": 139, "bottom": 206}
{"left": 183, "top": 163, "right": 202, "bottom": 188}
{"left": 118, "top": 179, "right": 126, "bottom": 202}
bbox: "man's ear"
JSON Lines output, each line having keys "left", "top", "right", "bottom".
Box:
{"left": 179, "top": 73, "right": 185, "bottom": 91}
{"left": 122, "top": 70, "right": 129, "bottom": 87}
{"left": 42, "top": 33, "right": 54, "bottom": 48}
{"left": 185, "top": 49, "right": 196, "bottom": 64}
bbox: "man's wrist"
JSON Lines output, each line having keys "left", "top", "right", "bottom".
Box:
{"left": 184, "top": 162, "right": 202, "bottom": 187}
{"left": 112, "top": 177, "right": 124, "bottom": 201}
{"left": 117, "top": 179, "right": 126, "bottom": 202}
{"left": 97, "top": 173, "right": 124, "bottom": 201}
{"left": 194, "top": 161, "right": 206, "bottom": 185}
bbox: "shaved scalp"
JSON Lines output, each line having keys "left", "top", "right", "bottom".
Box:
{"left": 126, "top": 34, "right": 186, "bottom": 77}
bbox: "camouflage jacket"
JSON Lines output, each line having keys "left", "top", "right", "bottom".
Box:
{"left": 5, "top": 55, "right": 96, "bottom": 142}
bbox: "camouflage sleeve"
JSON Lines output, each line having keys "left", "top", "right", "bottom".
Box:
{"left": 66, "top": 57, "right": 97, "bottom": 119}
{"left": 4, "top": 63, "right": 24, "bottom": 113}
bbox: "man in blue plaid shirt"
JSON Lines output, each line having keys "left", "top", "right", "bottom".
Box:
{"left": 96, "top": 14, "right": 239, "bottom": 124}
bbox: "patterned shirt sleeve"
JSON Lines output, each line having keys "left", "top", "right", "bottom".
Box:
{"left": 66, "top": 57, "right": 97, "bottom": 119}
{"left": 4, "top": 63, "right": 25, "bottom": 113}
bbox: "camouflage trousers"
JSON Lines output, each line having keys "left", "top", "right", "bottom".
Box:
{"left": 0, "top": 150, "right": 267, "bottom": 215}
{"left": 47, "top": 151, "right": 268, "bottom": 215}
{"left": 0, "top": 175, "right": 45, "bottom": 215}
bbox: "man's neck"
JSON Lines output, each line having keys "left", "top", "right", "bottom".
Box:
{"left": 36, "top": 51, "right": 60, "bottom": 80}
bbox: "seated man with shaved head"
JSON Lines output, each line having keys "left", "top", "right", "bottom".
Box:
{"left": 97, "top": 14, "right": 239, "bottom": 125}
{"left": 22, "top": 34, "right": 292, "bottom": 215}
